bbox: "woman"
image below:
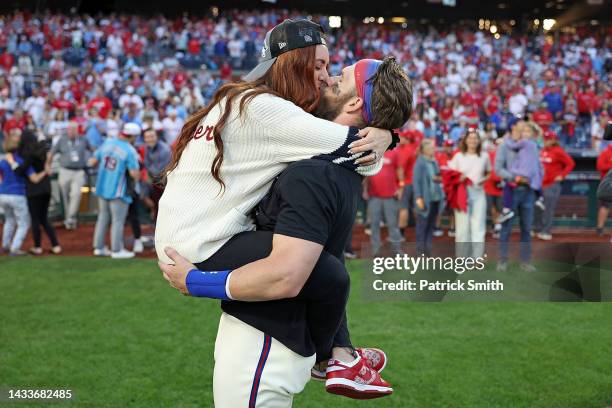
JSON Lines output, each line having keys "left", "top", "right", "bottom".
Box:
{"left": 533, "top": 131, "right": 575, "bottom": 240}
{"left": 14, "top": 130, "right": 62, "bottom": 255}
{"left": 448, "top": 130, "right": 491, "bottom": 258}
{"left": 412, "top": 138, "right": 443, "bottom": 256}
{"left": 0, "top": 129, "right": 47, "bottom": 255}
{"left": 156, "top": 19, "right": 391, "bottom": 264}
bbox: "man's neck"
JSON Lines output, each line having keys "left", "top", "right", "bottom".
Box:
{"left": 333, "top": 112, "right": 363, "bottom": 128}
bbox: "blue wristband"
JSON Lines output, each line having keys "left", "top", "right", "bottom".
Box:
{"left": 185, "top": 269, "right": 232, "bottom": 300}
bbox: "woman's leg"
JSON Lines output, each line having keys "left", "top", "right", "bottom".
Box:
{"left": 38, "top": 194, "right": 60, "bottom": 247}
{"left": 10, "top": 196, "right": 30, "bottom": 252}
{"left": 127, "top": 199, "right": 142, "bottom": 240}
{"left": 0, "top": 195, "right": 17, "bottom": 249}
{"left": 196, "top": 231, "right": 350, "bottom": 363}
{"left": 27, "top": 196, "right": 43, "bottom": 248}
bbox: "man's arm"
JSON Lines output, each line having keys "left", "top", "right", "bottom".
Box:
{"left": 161, "top": 163, "right": 338, "bottom": 301}
{"left": 160, "top": 234, "right": 323, "bottom": 301}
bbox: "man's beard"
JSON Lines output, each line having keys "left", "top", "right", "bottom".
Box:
{"left": 313, "top": 88, "right": 355, "bottom": 122}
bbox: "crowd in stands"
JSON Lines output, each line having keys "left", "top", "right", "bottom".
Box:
{"left": 0, "top": 9, "right": 611, "bottom": 258}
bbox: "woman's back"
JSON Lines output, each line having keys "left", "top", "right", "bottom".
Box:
{"left": 155, "top": 92, "right": 353, "bottom": 264}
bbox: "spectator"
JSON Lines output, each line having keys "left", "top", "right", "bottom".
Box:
{"left": 596, "top": 142, "right": 612, "bottom": 237}
{"left": 85, "top": 108, "right": 107, "bottom": 149}
{"left": 14, "top": 130, "right": 62, "bottom": 255}
{"left": 1, "top": 128, "right": 44, "bottom": 255}
{"left": 495, "top": 120, "right": 542, "bottom": 272}
{"left": 142, "top": 128, "right": 170, "bottom": 221}
{"left": 533, "top": 131, "right": 575, "bottom": 240}
{"left": 47, "top": 121, "right": 92, "bottom": 230}
{"left": 364, "top": 150, "right": 404, "bottom": 255}
{"left": 90, "top": 123, "right": 141, "bottom": 259}
{"left": 397, "top": 132, "right": 419, "bottom": 231}
{"left": 448, "top": 130, "right": 491, "bottom": 258}
{"left": 413, "top": 138, "right": 443, "bottom": 256}
{"left": 161, "top": 108, "right": 184, "bottom": 145}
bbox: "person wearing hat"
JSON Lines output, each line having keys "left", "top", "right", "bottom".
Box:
{"left": 89, "top": 122, "right": 141, "bottom": 259}
{"left": 533, "top": 131, "right": 575, "bottom": 240}
{"left": 47, "top": 120, "right": 93, "bottom": 230}
{"left": 159, "top": 55, "right": 413, "bottom": 405}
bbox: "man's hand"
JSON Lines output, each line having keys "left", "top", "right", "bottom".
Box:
{"left": 350, "top": 127, "right": 391, "bottom": 165}
{"left": 416, "top": 197, "right": 425, "bottom": 211}
{"left": 158, "top": 247, "right": 195, "bottom": 296}
{"left": 554, "top": 175, "right": 563, "bottom": 182}
{"left": 395, "top": 187, "right": 403, "bottom": 201}
{"left": 87, "top": 157, "right": 98, "bottom": 167}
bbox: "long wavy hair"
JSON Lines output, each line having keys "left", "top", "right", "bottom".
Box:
{"left": 164, "top": 46, "right": 320, "bottom": 191}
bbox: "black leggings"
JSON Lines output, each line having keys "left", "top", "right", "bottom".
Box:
{"left": 195, "top": 230, "right": 352, "bottom": 362}
{"left": 27, "top": 194, "right": 59, "bottom": 248}
{"left": 127, "top": 198, "right": 141, "bottom": 240}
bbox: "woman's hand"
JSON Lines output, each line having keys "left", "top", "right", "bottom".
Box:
{"left": 349, "top": 127, "right": 392, "bottom": 166}
{"left": 158, "top": 247, "right": 195, "bottom": 296}
{"left": 416, "top": 197, "right": 425, "bottom": 211}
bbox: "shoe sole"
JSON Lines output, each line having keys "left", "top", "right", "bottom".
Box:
{"left": 326, "top": 379, "right": 393, "bottom": 399}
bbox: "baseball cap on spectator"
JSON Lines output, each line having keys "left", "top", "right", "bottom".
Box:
{"left": 543, "top": 130, "right": 558, "bottom": 140}
{"left": 121, "top": 122, "right": 141, "bottom": 137}
{"left": 126, "top": 85, "right": 135, "bottom": 94}
{"left": 444, "top": 139, "right": 455, "bottom": 147}
{"left": 244, "top": 19, "right": 326, "bottom": 82}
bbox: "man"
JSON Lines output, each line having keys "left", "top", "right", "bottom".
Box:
{"left": 364, "top": 149, "right": 404, "bottom": 255}
{"left": 161, "top": 108, "right": 184, "bottom": 145}
{"left": 90, "top": 123, "right": 140, "bottom": 259}
{"left": 596, "top": 141, "right": 612, "bottom": 237}
{"left": 160, "top": 57, "right": 412, "bottom": 406}
{"left": 494, "top": 120, "right": 541, "bottom": 271}
{"left": 47, "top": 121, "right": 92, "bottom": 230}
{"left": 142, "top": 128, "right": 171, "bottom": 221}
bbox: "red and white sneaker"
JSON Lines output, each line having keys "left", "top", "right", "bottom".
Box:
{"left": 312, "top": 347, "right": 388, "bottom": 381}
{"left": 356, "top": 347, "right": 387, "bottom": 373}
{"left": 311, "top": 366, "right": 326, "bottom": 381}
{"left": 325, "top": 356, "right": 393, "bottom": 399}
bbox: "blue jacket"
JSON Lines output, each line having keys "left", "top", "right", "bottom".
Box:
{"left": 412, "top": 155, "right": 442, "bottom": 216}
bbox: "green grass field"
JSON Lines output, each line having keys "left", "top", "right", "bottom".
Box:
{"left": 1, "top": 257, "right": 611, "bottom": 408}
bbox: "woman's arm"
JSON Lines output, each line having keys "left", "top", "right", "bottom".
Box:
{"left": 248, "top": 94, "right": 391, "bottom": 172}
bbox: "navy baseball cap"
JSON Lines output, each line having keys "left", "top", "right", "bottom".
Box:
{"left": 244, "top": 19, "right": 327, "bottom": 82}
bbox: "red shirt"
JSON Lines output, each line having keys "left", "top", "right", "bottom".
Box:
{"left": 532, "top": 109, "right": 553, "bottom": 131}
{"left": 597, "top": 146, "right": 612, "bottom": 179}
{"left": 87, "top": 96, "right": 112, "bottom": 119}
{"left": 484, "top": 94, "right": 500, "bottom": 116}
{"left": 0, "top": 52, "right": 14, "bottom": 71}
{"left": 368, "top": 150, "right": 400, "bottom": 198}
{"left": 396, "top": 141, "right": 419, "bottom": 185}
{"left": 540, "top": 146, "right": 575, "bottom": 187}
{"left": 483, "top": 150, "right": 502, "bottom": 197}
{"left": 3, "top": 117, "right": 26, "bottom": 133}
{"left": 577, "top": 91, "right": 596, "bottom": 114}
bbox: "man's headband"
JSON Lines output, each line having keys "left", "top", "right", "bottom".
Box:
{"left": 354, "top": 59, "right": 383, "bottom": 124}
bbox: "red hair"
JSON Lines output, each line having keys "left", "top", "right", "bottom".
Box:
{"left": 165, "top": 46, "right": 320, "bottom": 192}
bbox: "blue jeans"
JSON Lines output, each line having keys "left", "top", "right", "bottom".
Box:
{"left": 499, "top": 186, "right": 534, "bottom": 263}
{"left": 416, "top": 201, "right": 440, "bottom": 256}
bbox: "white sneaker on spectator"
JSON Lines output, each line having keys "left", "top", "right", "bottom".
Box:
{"left": 133, "top": 239, "right": 144, "bottom": 253}
{"left": 111, "top": 250, "right": 135, "bottom": 259}
{"left": 537, "top": 232, "right": 552, "bottom": 241}
{"left": 93, "top": 247, "right": 111, "bottom": 257}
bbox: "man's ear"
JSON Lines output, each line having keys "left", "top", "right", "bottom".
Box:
{"left": 345, "top": 96, "right": 364, "bottom": 115}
